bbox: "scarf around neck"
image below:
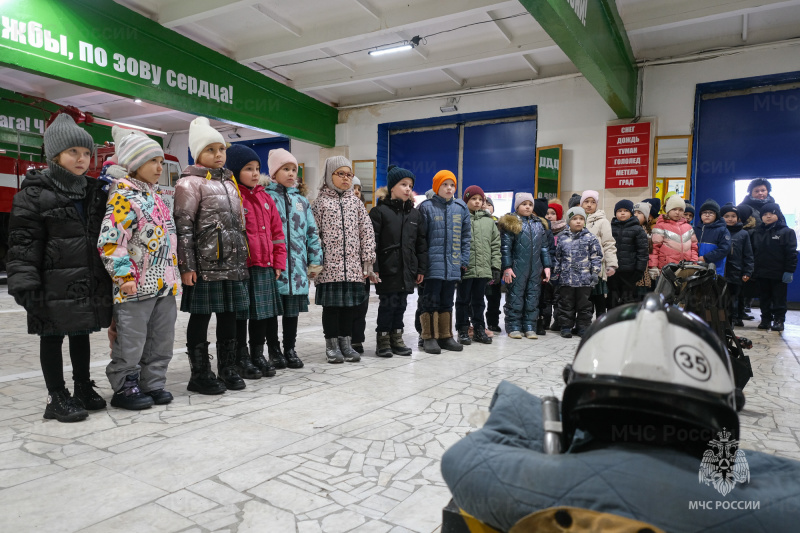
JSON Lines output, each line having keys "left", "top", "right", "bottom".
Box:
{"left": 47, "top": 161, "right": 88, "bottom": 200}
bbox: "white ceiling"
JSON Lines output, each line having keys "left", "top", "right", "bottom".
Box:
{"left": 1, "top": 0, "right": 799, "bottom": 136}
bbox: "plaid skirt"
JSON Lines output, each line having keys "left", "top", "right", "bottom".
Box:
{"left": 180, "top": 278, "right": 249, "bottom": 314}
{"left": 281, "top": 294, "right": 309, "bottom": 317}
{"left": 237, "top": 266, "right": 283, "bottom": 321}
{"left": 315, "top": 281, "right": 367, "bottom": 308}
{"left": 591, "top": 278, "right": 609, "bottom": 297}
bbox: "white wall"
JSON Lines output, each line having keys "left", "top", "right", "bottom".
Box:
{"left": 336, "top": 43, "right": 800, "bottom": 211}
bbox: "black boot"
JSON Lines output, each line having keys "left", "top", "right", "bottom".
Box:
{"left": 110, "top": 374, "right": 154, "bottom": 411}
{"left": 268, "top": 345, "right": 288, "bottom": 370}
{"left": 351, "top": 342, "right": 365, "bottom": 354}
{"left": 325, "top": 338, "right": 344, "bottom": 364}
{"left": 472, "top": 325, "right": 492, "bottom": 344}
{"left": 186, "top": 342, "right": 226, "bottom": 395}
{"left": 217, "top": 339, "right": 245, "bottom": 390}
{"left": 44, "top": 388, "right": 88, "bottom": 423}
{"left": 457, "top": 327, "right": 472, "bottom": 345}
{"left": 251, "top": 343, "right": 276, "bottom": 378}
{"left": 389, "top": 329, "right": 413, "bottom": 356}
{"left": 487, "top": 324, "right": 502, "bottom": 333}
{"left": 376, "top": 331, "right": 393, "bottom": 358}
{"left": 338, "top": 336, "right": 361, "bottom": 363}
{"left": 436, "top": 312, "right": 463, "bottom": 352}
{"left": 73, "top": 379, "right": 107, "bottom": 410}
{"left": 536, "top": 316, "right": 547, "bottom": 336}
{"left": 284, "top": 347, "right": 304, "bottom": 369}
{"left": 771, "top": 320, "right": 785, "bottom": 332}
{"left": 235, "top": 344, "right": 263, "bottom": 380}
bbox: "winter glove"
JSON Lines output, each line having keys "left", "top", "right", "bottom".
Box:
{"left": 491, "top": 268, "right": 501, "bottom": 285}
{"left": 649, "top": 267, "right": 660, "bottom": 279}
{"left": 606, "top": 267, "right": 616, "bottom": 277}
{"left": 783, "top": 272, "right": 794, "bottom": 284}
{"left": 590, "top": 274, "right": 599, "bottom": 287}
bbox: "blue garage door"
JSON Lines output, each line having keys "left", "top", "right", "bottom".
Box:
{"left": 463, "top": 120, "right": 537, "bottom": 195}
{"left": 694, "top": 78, "right": 800, "bottom": 303}
{"left": 389, "top": 126, "right": 459, "bottom": 194}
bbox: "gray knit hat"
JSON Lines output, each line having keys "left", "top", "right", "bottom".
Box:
{"left": 44, "top": 113, "right": 94, "bottom": 162}
{"left": 324, "top": 155, "right": 352, "bottom": 193}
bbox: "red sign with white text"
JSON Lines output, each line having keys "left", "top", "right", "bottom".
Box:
{"left": 605, "top": 123, "right": 651, "bottom": 188}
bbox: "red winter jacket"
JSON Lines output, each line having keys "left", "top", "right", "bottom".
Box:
{"left": 241, "top": 184, "right": 287, "bottom": 271}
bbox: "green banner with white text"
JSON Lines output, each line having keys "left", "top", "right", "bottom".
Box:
{"left": 0, "top": 0, "right": 337, "bottom": 146}
{"left": 535, "top": 145, "right": 562, "bottom": 200}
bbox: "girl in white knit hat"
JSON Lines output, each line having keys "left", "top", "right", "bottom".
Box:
{"left": 173, "top": 117, "right": 250, "bottom": 395}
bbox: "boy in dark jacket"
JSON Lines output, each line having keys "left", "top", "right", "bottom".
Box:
{"left": 683, "top": 203, "right": 695, "bottom": 225}
{"left": 370, "top": 166, "right": 428, "bottom": 357}
{"left": 736, "top": 203, "right": 758, "bottom": 319}
{"left": 752, "top": 203, "right": 797, "bottom": 332}
{"left": 695, "top": 199, "right": 731, "bottom": 276}
{"left": 609, "top": 199, "right": 648, "bottom": 308}
{"left": 552, "top": 206, "right": 603, "bottom": 338}
{"left": 418, "top": 170, "right": 471, "bottom": 353}
{"left": 720, "top": 203, "right": 754, "bottom": 327}
{"left": 456, "top": 186, "right": 500, "bottom": 345}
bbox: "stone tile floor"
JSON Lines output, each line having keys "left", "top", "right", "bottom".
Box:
{"left": 1, "top": 285, "right": 799, "bottom": 532}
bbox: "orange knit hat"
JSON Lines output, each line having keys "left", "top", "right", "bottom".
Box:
{"left": 432, "top": 170, "right": 457, "bottom": 195}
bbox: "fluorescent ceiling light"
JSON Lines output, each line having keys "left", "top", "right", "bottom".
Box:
{"left": 369, "top": 44, "right": 412, "bottom": 56}
{"left": 95, "top": 118, "right": 167, "bottom": 136}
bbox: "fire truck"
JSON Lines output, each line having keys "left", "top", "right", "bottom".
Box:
{"left": 0, "top": 92, "right": 181, "bottom": 275}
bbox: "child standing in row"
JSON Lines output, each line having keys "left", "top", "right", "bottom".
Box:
{"left": 649, "top": 194, "right": 698, "bottom": 281}
{"left": 99, "top": 130, "right": 180, "bottom": 409}
{"left": 544, "top": 199, "right": 566, "bottom": 332}
{"left": 370, "top": 166, "right": 428, "bottom": 356}
{"left": 499, "top": 193, "right": 550, "bottom": 339}
{"left": 482, "top": 197, "right": 503, "bottom": 333}
{"left": 752, "top": 203, "right": 797, "bottom": 332}
{"left": 720, "top": 203, "right": 753, "bottom": 327}
{"left": 552, "top": 207, "right": 603, "bottom": 338}
{"left": 313, "top": 156, "right": 376, "bottom": 364}
{"left": 228, "top": 145, "right": 287, "bottom": 379}
{"left": 265, "top": 149, "right": 322, "bottom": 369}
{"left": 174, "top": 117, "right": 249, "bottom": 395}
{"left": 633, "top": 201, "right": 654, "bottom": 297}
{"left": 694, "top": 199, "right": 731, "bottom": 275}
{"left": 456, "top": 186, "right": 500, "bottom": 345}
{"left": 581, "top": 190, "right": 618, "bottom": 318}
{"left": 418, "top": 170, "right": 471, "bottom": 353}
{"left": 609, "top": 199, "right": 648, "bottom": 308}
{"left": 7, "top": 114, "right": 112, "bottom": 422}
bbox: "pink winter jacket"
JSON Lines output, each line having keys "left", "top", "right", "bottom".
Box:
{"left": 241, "top": 184, "right": 287, "bottom": 271}
{"left": 312, "top": 185, "right": 376, "bottom": 284}
{"left": 650, "top": 215, "right": 698, "bottom": 268}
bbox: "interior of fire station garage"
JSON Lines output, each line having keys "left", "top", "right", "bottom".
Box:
{"left": 1, "top": 1, "right": 800, "bottom": 532}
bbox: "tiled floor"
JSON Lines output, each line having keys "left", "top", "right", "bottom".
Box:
{"left": 1, "top": 285, "right": 799, "bottom": 533}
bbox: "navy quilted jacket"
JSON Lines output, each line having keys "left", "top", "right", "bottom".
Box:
{"left": 418, "top": 195, "right": 472, "bottom": 281}
{"left": 724, "top": 223, "right": 754, "bottom": 285}
{"left": 499, "top": 214, "right": 551, "bottom": 274}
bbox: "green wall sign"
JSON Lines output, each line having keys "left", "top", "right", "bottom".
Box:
{"left": 535, "top": 144, "right": 562, "bottom": 200}
{"left": 0, "top": 0, "right": 337, "bottom": 146}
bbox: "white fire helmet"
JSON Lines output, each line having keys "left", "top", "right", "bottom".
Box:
{"left": 561, "top": 294, "right": 741, "bottom": 448}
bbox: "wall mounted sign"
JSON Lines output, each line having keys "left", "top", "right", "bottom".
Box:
{"left": 605, "top": 122, "right": 651, "bottom": 188}
{"left": 534, "top": 144, "right": 562, "bottom": 200}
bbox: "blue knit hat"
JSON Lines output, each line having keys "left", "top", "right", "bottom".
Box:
{"left": 387, "top": 165, "right": 415, "bottom": 192}
{"left": 226, "top": 144, "right": 261, "bottom": 179}
{"left": 614, "top": 199, "right": 634, "bottom": 215}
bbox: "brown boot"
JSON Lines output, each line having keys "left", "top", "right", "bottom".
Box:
{"left": 421, "top": 312, "right": 441, "bottom": 354}
{"left": 437, "top": 311, "right": 463, "bottom": 351}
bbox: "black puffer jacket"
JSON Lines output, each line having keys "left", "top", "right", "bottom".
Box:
{"left": 725, "top": 223, "right": 754, "bottom": 285}
{"left": 7, "top": 169, "right": 113, "bottom": 335}
{"left": 611, "top": 217, "right": 649, "bottom": 273}
{"left": 369, "top": 191, "right": 428, "bottom": 294}
{"left": 739, "top": 193, "right": 776, "bottom": 228}
{"left": 751, "top": 219, "right": 798, "bottom": 280}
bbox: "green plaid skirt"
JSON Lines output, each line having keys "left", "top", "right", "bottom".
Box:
{"left": 591, "top": 278, "right": 609, "bottom": 297}
{"left": 237, "top": 266, "right": 283, "bottom": 321}
{"left": 180, "top": 278, "right": 249, "bottom": 314}
{"left": 281, "top": 294, "right": 309, "bottom": 317}
{"left": 315, "top": 281, "right": 367, "bottom": 308}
